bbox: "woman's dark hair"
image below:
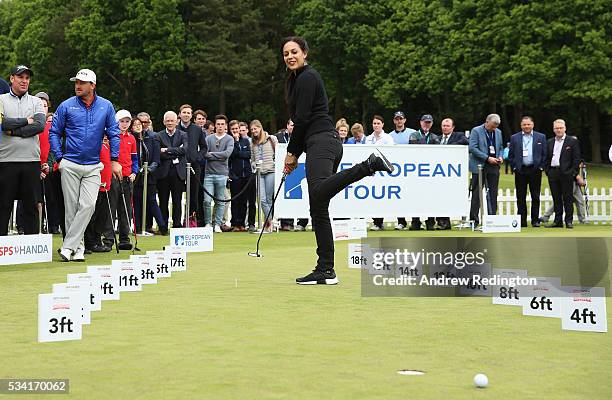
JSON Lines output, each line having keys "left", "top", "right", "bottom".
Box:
{"left": 129, "top": 117, "right": 143, "bottom": 134}
{"left": 282, "top": 36, "right": 310, "bottom": 106}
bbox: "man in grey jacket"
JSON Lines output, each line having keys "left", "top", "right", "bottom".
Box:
{"left": 0, "top": 65, "right": 46, "bottom": 235}
{"left": 203, "top": 114, "right": 234, "bottom": 232}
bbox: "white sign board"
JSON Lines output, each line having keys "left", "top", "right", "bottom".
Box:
{"left": 38, "top": 293, "right": 82, "bottom": 343}
{"left": 274, "top": 144, "right": 469, "bottom": 218}
{"left": 0, "top": 234, "right": 52, "bottom": 265}
{"left": 148, "top": 251, "right": 170, "bottom": 278}
{"left": 349, "top": 219, "right": 368, "bottom": 239}
{"left": 131, "top": 254, "right": 156, "bottom": 285}
{"left": 87, "top": 265, "right": 120, "bottom": 301}
{"left": 169, "top": 227, "right": 213, "bottom": 252}
{"left": 52, "top": 282, "right": 91, "bottom": 325}
{"left": 332, "top": 220, "right": 350, "bottom": 241}
{"left": 348, "top": 243, "right": 369, "bottom": 269}
{"left": 522, "top": 277, "right": 562, "bottom": 318}
{"left": 560, "top": 287, "right": 607, "bottom": 333}
{"left": 165, "top": 246, "right": 187, "bottom": 272}
{"left": 482, "top": 215, "right": 521, "bottom": 233}
{"left": 67, "top": 273, "right": 102, "bottom": 312}
{"left": 492, "top": 268, "right": 528, "bottom": 306}
{"left": 112, "top": 260, "right": 142, "bottom": 292}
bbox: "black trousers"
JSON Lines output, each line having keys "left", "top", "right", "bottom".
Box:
{"left": 84, "top": 191, "right": 113, "bottom": 249}
{"left": 547, "top": 168, "right": 574, "bottom": 225}
{"left": 189, "top": 165, "right": 202, "bottom": 221}
{"left": 305, "top": 131, "right": 370, "bottom": 271}
{"left": 229, "top": 175, "right": 252, "bottom": 227}
{"left": 114, "top": 177, "right": 133, "bottom": 243}
{"left": 469, "top": 166, "right": 500, "bottom": 225}
{"left": 0, "top": 162, "right": 40, "bottom": 235}
{"left": 50, "top": 168, "right": 66, "bottom": 237}
{"left": 158, "top": 167, "right": 184, "bottom": 228}
{"left": 411, "top": 216, "right": 435, "bottom": 229}
{"left": 515, "top": 166, "right": 542, "bottom": 226}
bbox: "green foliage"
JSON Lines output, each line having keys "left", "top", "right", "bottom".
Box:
{"left": 0, "top": 0, "right": 608, "bottom": 159}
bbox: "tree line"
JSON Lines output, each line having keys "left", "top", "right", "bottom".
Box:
{"left": 0, "top": 0, "right": 609, "bottom": 161}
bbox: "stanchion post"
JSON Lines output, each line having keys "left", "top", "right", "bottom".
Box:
{"left": 255, "top": 160, "right": 262, "bottom": 229}
{"left": 185, "top": 162, "right": 191, "bottom": 228}
{"left": 141, "top": 162, "right": 148, "bottom": 235}
{"left": 478, "top": 164, "right": 484, "bottom": 230}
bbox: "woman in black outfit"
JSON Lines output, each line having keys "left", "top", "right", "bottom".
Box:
{"left": 282, "top": 37, "right": 394, "bottom": 285}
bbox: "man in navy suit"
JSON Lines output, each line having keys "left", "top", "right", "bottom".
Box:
{"left": 436, "top": 118, "right": 468, "bottom": 229}
{"left": 545, "top": 119, "right": 581, "bottom": 229}
{"left": 468, "top": 114, "right": 504, "bottom": 226}
{"left": 155, "top": 111, "right": 188, "bottom": 229}
{"left": 508, "top": 116, "right": 547, "bottom": 227}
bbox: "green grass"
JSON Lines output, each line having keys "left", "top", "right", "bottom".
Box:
{"left": 1, "top": 228, "right": 611, "bottom": 399}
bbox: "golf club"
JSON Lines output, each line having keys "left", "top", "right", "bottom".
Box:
{"left": 41, "top": 178, "right": 48, "bottom": 234}
{"left": 248, "top": 172, "right": 287, "bottom": 258}
{"left": 104, "top": 185, "right": 120, "bottom": 254}
{"left": 119, "top": 179, "right": 140, "bottom": 252}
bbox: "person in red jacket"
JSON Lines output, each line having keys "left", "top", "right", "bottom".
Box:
{"left": 84, "top": 138, "right": 113, "bottom": 253}
{"left": 113, "top": 109, "right": 139, "bottom": 250}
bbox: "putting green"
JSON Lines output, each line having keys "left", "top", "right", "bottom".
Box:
{"left": 1, "top": 227, "right": 611, "bottom": 399}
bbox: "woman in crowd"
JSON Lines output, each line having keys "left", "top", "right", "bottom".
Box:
{"left": 250, "top": 119, "right": 278, "bottom": 233}
{"left": 336, "top": 119, "right": 349, "bottom": 143}
{"left": 131, "top": 117, "right": 167, "bottom": 235}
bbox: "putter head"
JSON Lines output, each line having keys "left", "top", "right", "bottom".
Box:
{"left": 247, "top": 251, "right": 262, "bottom": 258}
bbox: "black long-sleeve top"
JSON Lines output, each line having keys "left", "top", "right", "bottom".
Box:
{"left": 286, "top": 65, "right": 334, "bottom": 158}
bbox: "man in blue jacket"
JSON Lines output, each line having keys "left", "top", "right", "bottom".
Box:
{"left": 508, "top": 116, "right": 547, "bottom": 227}
{"left": 49, "top": 69, "right": 121, "bottom": 261}
{"left": 468, "top": 113, "right": 504, "bottom": 226}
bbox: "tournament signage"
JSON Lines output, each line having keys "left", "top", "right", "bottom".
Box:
{"left": 274, "top": 144, "right": 469, "bottom": 218}
{"left": 0, "top": 234, "right": 52, "bottom": 266}
{"left": 169, "top": 227, "right": 213, "bottom": 252}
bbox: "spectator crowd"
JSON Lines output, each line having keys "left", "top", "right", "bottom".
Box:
{"left": 0, "top": 65, "right": 592, "bottom": 261}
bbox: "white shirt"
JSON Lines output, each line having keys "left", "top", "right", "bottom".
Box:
{"left": 365, "top": 132, "right": 395, "bottom": 145}
{"left": 551, "top": 134, "right": 566, "bottom": 167}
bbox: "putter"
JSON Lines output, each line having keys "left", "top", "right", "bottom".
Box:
{"left": 41, "top": 178, "right": 49, "bottom": 234}
{"left": 119, "top": 180, "right": 140, "bottom": 252}
{"left": 104, "top": 186, "right": 120, "bottom": 254}
{"left": 248, "top": 172, "right": 287, "bottom": 258}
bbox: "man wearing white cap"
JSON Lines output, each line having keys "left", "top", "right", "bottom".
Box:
{"left": 49, "top": 68, "right": 121, "bottom": 261}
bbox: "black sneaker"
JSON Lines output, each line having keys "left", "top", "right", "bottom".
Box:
{"left": 296, "top": 269, "right": 339, "bottom": 285}
{"left": 365, "top": 149, "right": 394, "bottom": 174}
{"left": 117, "top": 242, "right": 133, "bottom": 250}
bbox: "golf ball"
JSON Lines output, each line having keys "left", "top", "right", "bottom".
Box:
{"left": 474, "top": 373, "right": 488, "bottom": 388}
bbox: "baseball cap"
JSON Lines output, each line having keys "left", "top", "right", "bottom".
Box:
{"left": 393, "top": 111, "right": 405, "bottom": 118}
{"left": 11, "top": 65, "right": 33, "bottom": 76}
{"left": 420, "top": 114, "right": 433, "bottom": 122}
{"left": 70, "top": 69, "right": 96, "bottom": 84}
{"left": 34, "top": 92, "right": 50, "bottom": 102}
{"left": 115, "top": 109, "right": 132, "bottom": 122}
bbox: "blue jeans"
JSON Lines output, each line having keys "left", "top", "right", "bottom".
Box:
{"left": 203, "top": 174, "right": 228, "bottom": 226}
{"left": 259, "top": 172, "right": 275, "bottom": 218}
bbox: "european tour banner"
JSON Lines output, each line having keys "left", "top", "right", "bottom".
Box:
{"left": 274, "top": 143, "right": 469, "bottom": 218}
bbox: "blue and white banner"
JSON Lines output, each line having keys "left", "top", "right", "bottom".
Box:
{"left": 274, "top": 144, "right": 469, "bottom": 218}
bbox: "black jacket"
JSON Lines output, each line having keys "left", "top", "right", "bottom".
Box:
{"left": 180, "top": 122, "right": 207, "bottom": 167}
{"left": 545, "top": 135, "right": 581, "bottom": 177}
{"left": 155, "top": 129, "right": 188, "bottom": 180}
{"left": 286, "top": 65, "right": 334, "bottom": 157}
{"left": 439, "top": 132, "right": 468, "bottom": 145}
{"left": 135, "top": 130, "right": 160, "bottom": 187}
{"left": 229, "top": 137, "right": 252, "bottom": 180}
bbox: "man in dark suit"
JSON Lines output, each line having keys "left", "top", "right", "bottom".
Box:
{"left": 178, "top": 104, "right": 207, "bottom": 225}
{"left": 156, "top": 111, "right": 188, "bottom": 229}
{"left": 508, "top": 116, "right": 547, "bottom": 227}
{"left": 468, "top": 113, "right": 504, "bottom": 226}
{"left": 545, "top": 119, "right": 580, "bottom": 229}
{"left": 436, "top": 118, "right": 468, "bottom": 229}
